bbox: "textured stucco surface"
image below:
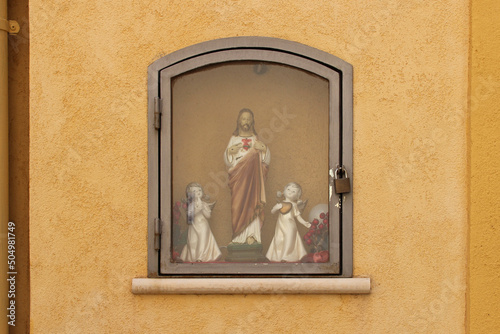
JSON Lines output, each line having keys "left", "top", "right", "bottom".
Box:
{"left": 29, "top": 1, "right": 469, "bottom": 333}
{"left": 470, "top": 0, "right": 500, "bottom": 331}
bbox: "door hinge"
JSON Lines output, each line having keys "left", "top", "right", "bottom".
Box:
{"left": 0, "top": 19, "right": 20, "bottom": 35}
{"left": 154, "top": 97, "right": 162, "bottom": 130}
{"left": 154, "top": 217, "right": 162, "bottom": 251}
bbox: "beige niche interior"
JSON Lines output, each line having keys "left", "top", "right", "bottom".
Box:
{"left": 171, "top": 60, "right": 329, "bottom": 259}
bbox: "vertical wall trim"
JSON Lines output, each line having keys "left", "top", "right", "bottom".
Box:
{"left": 466, "top": 1, "right": 472, "bottom": 332}
{"left": 0, "top": 0, "right": 9, "bottom": 331}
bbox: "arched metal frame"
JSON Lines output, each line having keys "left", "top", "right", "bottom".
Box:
{"left": 148, "top": 37, "right": 353, "bottom": 277}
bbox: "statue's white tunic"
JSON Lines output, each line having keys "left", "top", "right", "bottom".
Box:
{"left": 266, "top": 202, "right": 308, "bottom": 262}
{"left": 180, "top": 200, "right": 221, "bottom": 262}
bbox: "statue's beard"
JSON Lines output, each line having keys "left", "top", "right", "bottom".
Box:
{"left": 241, "top": 124, "right": 250, "bottom": 131}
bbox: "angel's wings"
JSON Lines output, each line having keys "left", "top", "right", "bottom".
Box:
{"left": 297, "top": 199, "right": 308, "bottom": 212}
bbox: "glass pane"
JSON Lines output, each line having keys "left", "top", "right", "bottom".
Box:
{"left": 170, "top": 61, "right": 330, "bottom": 264}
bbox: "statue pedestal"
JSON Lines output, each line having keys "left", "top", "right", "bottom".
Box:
{"left": 225, "top": 243, "right": 268, "bottom": 262}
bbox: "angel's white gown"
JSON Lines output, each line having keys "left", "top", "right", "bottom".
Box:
{"left": 266, "top": 202, "right": 308, "bottom": 262}
{"left": 180, "top": 200, "right": 221, "bottom": 262}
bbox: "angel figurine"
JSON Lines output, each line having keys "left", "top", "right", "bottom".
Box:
{"left": 179, "top": 182, "right": 222, "bottom": 262}
{"left": 265, "top": 182, "right": 311, "bottom": 262}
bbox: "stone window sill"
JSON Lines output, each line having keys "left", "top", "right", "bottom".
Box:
{"left": 131, "top": 277, "right": 370, "bottom": 294}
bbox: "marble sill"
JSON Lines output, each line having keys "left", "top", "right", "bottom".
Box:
{"left": 131, "top": 277, "right": 371, "bottom": 294}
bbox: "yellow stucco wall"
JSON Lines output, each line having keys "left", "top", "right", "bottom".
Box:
{"left": 470, "top": 0, "right": 500, "bottom": 332}
{"left": 29, "top": 1, "right": 469, "bottom": 332}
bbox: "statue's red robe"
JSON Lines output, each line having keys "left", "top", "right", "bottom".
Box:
{"left": 228, "top": 148, "right": 268, "bottom": 239}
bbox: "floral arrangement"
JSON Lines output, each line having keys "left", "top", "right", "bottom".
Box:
{"left": 302, "top": 211, "right": 329, "bottom": 263}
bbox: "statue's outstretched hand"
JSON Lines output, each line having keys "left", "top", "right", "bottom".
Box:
{"left": 253, "top": 140, "right": 266, "bottom": 152}
{"left": 297, "top": 216, "right": 311, "bottom": 228}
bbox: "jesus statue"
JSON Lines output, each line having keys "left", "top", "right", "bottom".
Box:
{"left": 224, "top": 108, "right": 270, "bottom": 245}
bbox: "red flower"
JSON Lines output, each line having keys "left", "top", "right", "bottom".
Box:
{"left": 312, "top": 250, "right": 329, "bottom": 263}
{"left": 319, "top": 250, "right": 329, "bottom": 262}
{"left": 182, "top": 203, "right": 187, "bottom": 209}
{"left": 323, "top": 219, "right": 328, "bottom": 224}
{"left": 306, "top": 239, "right": 312, "bottom": 245}
{"left": 172, "top": 251, "right": 179, "bottom": 259}
{"left": 320, "top": 212, "right": 325, "bottom": 219}
{"left": 175, "top": 201, "right": 181, "bottom": 207}
{"left": 319, "top": 224, "right": 324, "bottom": 229}
{"left": 312, "top": 252, "right": 322, "bottom": 263}
{"left": 312, "top": 219, "right": 319, "bottom": 225}
{"left": 310, "top": 225, "right": 317, "bottom": 230}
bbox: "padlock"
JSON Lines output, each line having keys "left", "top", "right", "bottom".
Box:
{"left": 334, "top": 166, "right": 351, "bottom": 194}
